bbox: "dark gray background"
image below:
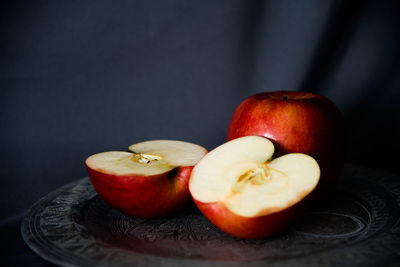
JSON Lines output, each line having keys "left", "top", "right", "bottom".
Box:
{"left": 1, "top": 0, "right": 400, "bottom": 265}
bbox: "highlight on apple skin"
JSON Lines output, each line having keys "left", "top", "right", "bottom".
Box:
{"left": 189, "top": 136, "right": 320, "bottom": 239}
{"left": 85, "top": 140, "right": 207, "bottom": 218}
{"left": 227, "top": 91, "right": 343, "bottom": 195}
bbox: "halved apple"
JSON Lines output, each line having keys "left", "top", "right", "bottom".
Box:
{"left": 189, "top": 136, "right": 320, "bottom": 239}
{"left": 86, "top": 140, "right": 207, "bottom": 218}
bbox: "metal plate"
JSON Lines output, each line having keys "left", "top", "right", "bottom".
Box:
{"left": 21, "top": 164, "right": 400, "bottom": 266}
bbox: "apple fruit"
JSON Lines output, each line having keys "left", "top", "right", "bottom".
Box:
{"left": 86, "top": 140, "right": 207, "bottom": 218}
{"left": 189, "top": 136, "right": 320, "bottom": 239}
{"left": 227, "top": 91, "right": 343, "bottom": 195}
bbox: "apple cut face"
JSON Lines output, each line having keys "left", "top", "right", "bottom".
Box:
{"left": 87, "top": 140, "right": 207, "bottom": 176}
{"left": 189, "top": 136, "right": 320, "bottom": 218}
{"left": 128, "top": 140, "right": 207, "bottom": 169}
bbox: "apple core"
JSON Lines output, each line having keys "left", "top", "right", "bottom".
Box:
{"left": 131, "top": 152, "right": 163, "bottom": 164}
{"left": 231, "top": 163, "right": 288, "bottom": 194}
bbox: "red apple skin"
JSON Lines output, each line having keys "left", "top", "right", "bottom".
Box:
{"left": 86, "top": 164, "right": 194, "bottom": 218}
{"left": 227, "top": 91, "right": 344, "bottom": 195}
{"left": 194, "top": 199, "right": 306, "bottom": 239}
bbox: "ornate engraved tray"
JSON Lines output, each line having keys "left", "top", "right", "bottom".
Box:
{"left": 21, "top": 164, "right": 400, "bottom": 266}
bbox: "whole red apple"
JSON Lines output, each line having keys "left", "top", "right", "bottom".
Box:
{"left": 227, "top": 91, "right": 344, "bottom": 195}
{"left": 86, "top": 140, "right": 207, "bottom": 218}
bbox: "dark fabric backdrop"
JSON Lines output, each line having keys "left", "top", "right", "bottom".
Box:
{"left": 1, "top": 0, "right": 399, "bottom": 265}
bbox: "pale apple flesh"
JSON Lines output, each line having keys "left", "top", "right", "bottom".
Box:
{"left": 189, "top": 136, "right": 320, "bottom": 238}
{"left": 86, "top": 140, "right": 207, "bottom": 218}
{"left": 128, "top": 140, "right": 208, "bottom": 167}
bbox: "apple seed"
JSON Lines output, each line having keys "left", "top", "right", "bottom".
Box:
{"left": 131, "top": 153, "right": 163, "bottom": 164}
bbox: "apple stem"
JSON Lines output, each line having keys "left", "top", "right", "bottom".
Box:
{"left": 131, "top": 152, "right": 163, "bottom": 164}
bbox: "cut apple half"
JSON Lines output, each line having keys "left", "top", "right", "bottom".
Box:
{"left": 189, "top": 136, "right": 320, "bottom": 238}
{"left": 86, "top": 140, "right": 207, "bottom": 218}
